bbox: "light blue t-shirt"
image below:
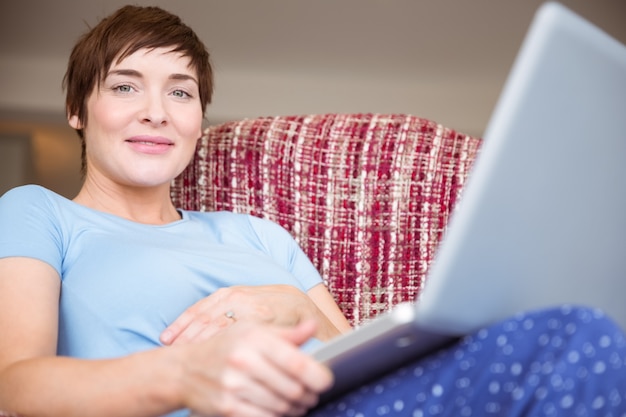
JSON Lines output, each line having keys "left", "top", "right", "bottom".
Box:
{"left": 0, "top": 185, "right": 323, "bottom": 361}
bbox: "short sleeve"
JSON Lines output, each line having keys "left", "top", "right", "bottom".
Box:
{"left": 0, "top": 185, "right": 64, "bottom": 275}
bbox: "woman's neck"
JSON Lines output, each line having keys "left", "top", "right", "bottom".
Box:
{"left": 73, "top": 179, "right": 181, "bottom": 225}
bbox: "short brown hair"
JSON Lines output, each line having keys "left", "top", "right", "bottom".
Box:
{"left": 63, "top": 5, "right": 213, "bottom": 169}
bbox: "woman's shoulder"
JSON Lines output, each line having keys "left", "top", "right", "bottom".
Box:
{"left": 184, "top": 210, "right": 297, "bottom": 253}
{"left": 184, "top": 210, "right": 286, "bottom": 233}
{"left": 0, "top": 184, "right": 66, "bottom": 210}
{"left": 0, "top": 186, "right": 79, "bottom": 233}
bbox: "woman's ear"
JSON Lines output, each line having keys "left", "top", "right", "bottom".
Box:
{"left": 68, "top": 114, "right": 82, "bottom": 129}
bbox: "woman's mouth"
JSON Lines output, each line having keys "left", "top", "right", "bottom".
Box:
{"left": 126, "top": 136, "right": 174, "bottom": 155}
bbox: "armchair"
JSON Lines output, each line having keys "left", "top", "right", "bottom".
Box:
{"left": 171, "top": 113, "right": 482, "bottom": 326}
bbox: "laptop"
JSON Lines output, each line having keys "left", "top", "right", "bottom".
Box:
{"left": 311, "top": 1, "right": 626, "bottom": 403}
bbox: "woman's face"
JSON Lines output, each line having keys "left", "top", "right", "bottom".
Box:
{"left": 69, "top": 47, "right": 203, "bottom": 189}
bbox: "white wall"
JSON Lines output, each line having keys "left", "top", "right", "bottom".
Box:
{"left": 0, "top": 55, "right": 498, "bottom": 137}
{"left": 1, "top": 0, "right": 625, "bottom": 197}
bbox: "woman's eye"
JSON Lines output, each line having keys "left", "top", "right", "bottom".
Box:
{"left": 113, "top": 84, "right": 134, "bottom": 93}
{"left": 172, "top": 89, "right": 191, "bottom": 99}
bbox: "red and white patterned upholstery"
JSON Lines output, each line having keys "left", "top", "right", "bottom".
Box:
{"left": 171, "top": 113, "right": 482, "bottom": 325}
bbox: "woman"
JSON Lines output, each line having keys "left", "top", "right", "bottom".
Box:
{"left": 1, "top": 5, "right": 625, "bottom": 417}
{"left": 0, "top": 5, "right": 348, "bottom": 417}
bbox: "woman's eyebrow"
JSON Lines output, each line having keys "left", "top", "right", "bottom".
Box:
{"left": 170, "top": 73, "right": 199, "bottom": 85}
{"left": 106, "top": 69, "right": 198, "bottom": 85}
{"left": 107, "top": 69, "right": 141, "bottom": 78}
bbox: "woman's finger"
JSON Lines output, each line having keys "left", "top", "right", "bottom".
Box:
{"left": 255, "top": 322, "right": 334, "bottom": 395}
{"left": 183, "top": 322, "right": 327, "bottom": 417}
{"left": 160, "top": 308, "right": 199, "bottom": 345}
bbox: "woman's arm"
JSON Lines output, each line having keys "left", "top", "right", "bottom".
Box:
{"left": 307, "top": 283, "right": 352, "bottom": 335}
{"left": 0, "top": 257, "right": 174, "bottom": 416}
{"left": 0, "top": 258, "right": 332, "bottom": 417}
{"left": 160, "top": 283, "right": 352, "bottom": 346}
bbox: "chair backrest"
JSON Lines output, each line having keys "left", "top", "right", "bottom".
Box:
{"left": 171, "top": 113, "right": 482, "bottom": 325}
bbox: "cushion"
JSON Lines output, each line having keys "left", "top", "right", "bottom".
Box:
{"left": 172, "top": 113, "right": 482, "bottom": 325}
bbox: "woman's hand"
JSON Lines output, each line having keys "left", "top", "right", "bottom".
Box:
{"left": 160, "top": 285, "right": 342, "bottom": 346}
{"left": 176, "top": 320, "right": 333, "bottom": 417}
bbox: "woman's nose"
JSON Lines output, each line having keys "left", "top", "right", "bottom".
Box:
{"left": 140, "top": 94, "right": 168, "bottom": 126}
